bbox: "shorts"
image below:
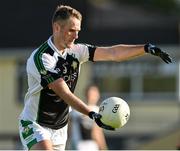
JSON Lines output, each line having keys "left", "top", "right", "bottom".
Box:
{"left": 18, "top": 119, "right": 68, "bottom": 150}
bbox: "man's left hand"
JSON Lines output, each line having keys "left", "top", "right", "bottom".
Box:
{"left": 144, "top": 43, "right": 172, "bottom": 64}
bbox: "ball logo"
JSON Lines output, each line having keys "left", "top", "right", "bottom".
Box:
{"left": 112, "top": 104, "right": 120, "bottom": 113}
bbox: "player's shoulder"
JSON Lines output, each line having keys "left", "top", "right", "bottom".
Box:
{"left": 69, "top": 43, "right": 96, "bottom": 56}
{"left": 72, "top": 43, "right": 86, "bottom": 49}
{"left": 73, "top": 43, "right": 96, "bottom": 49}
{"left": 27, "top": 43, "right": 48, "bottom": 67}
{"left": 67, "top": 43, "right": 86, "bottom": 54}
{"left": 29, "top": 41, "right": 54, "bottom": 62}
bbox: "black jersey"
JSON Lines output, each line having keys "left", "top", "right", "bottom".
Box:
{"left": 19, "top": 37, "right": 96, "bottom": 129}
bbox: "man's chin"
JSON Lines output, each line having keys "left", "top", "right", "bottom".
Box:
{"left": 66, "top": 43, "right": 74, "bottom": 48}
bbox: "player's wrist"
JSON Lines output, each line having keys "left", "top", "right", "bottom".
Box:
{"left": 88, "top": 111, "right": 95, "bottom": 119}
{"left": 88, "top": 111, "right": 101, "bottom": 120}
{"left": 144, "top": 43, "right": 152, "bottom": 53}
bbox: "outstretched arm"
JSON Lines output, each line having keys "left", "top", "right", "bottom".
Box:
{"left": 94, "top": 43, "right": 172, "bottom": 63}
{"left": 94, "top": 44, "right": 145, "bottom": 62}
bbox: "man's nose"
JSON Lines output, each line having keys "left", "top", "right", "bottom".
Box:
{"left": 74, "top": 31, "right": 79, "bottom": 39}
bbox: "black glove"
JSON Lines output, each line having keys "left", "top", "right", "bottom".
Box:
{"left": 88, "top": 111, "right": 115, "bottom": 131}
{"left": 144, "top": 43, "right": 172, "bottom": 64}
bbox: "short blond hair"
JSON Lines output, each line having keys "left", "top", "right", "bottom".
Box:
{"left": 52, "top": 5, "right": 82, "bottom": 23}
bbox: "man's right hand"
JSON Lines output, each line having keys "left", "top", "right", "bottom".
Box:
{"left": 88, "top": 111, "right": 115, "bottom": 131}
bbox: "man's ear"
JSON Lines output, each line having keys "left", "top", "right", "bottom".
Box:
{"left": 53, "top": 22, "right": 61, "bottom": 33}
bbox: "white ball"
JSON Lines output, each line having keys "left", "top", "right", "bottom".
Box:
{"left": 99, "top": 97, "right": 130, "bottom": 129}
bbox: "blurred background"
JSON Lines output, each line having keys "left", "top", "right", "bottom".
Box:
{"left": 0, "top": 0, "right": 179, "bottom": 150}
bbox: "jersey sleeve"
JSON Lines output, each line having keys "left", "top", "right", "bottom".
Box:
{"left": 76, "top": 44, "right": 97, "bottom": 63}
{"left": 33, "top": 52, "right": 62, "bottom": 88}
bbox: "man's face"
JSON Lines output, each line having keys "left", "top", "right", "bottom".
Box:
{"left": 54, "top": 17, "right": 81, "bottom": 49}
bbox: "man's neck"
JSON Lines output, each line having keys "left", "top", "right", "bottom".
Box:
{"left": 51, "top": 36, "right": 66, "bottom": 54}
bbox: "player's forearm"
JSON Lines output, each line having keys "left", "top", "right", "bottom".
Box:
{"left": 94, "top": 44, "right": 146, "bottom": 62}
{"left": 48, "top": 78, "right": 91, "bottom": 115}
{"left": 110, "top": 44, "right": 145, "bottom": 61}
{"left": 61, "top": 90, "right": 91, "bottom": 115}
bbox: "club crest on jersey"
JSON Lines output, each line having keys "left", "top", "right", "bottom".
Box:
{"left": 71, "top": 61, "right": 78, "bottom": 70}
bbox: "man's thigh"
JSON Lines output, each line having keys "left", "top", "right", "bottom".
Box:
{"left": 19, "top": 119, "right": 51, "bottom": 150}
{"left": 19, "top": 119, "right": 68, "bottom": 150}
{"left": 31, "top": 139, "right": 53, "bottom": 150}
